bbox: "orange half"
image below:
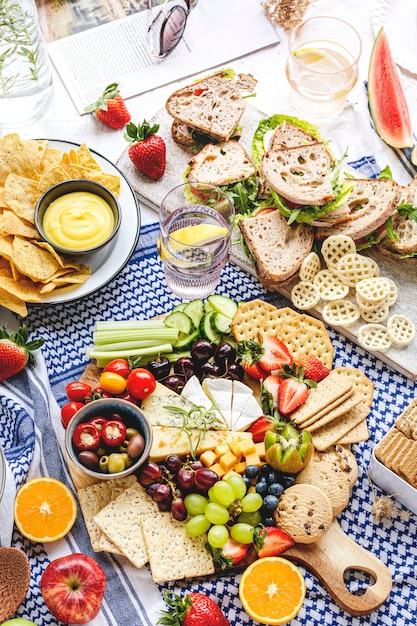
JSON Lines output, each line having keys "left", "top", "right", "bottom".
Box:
{"left": 239, "top": 556, "right": 306, "bottom": 625}
{"left": 14, "top": 477, "right": 77, "bottom": 542}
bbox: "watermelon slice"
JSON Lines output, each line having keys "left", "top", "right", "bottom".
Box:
{"left": 368, "top": 27, "right": 413, "bottom": 149}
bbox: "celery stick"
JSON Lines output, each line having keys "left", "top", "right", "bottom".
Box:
{"left": 90, "top": 339, "right": 173, "bottom": 352}
{"left": 92, "top": 328, "right": 178, "bottom": 345}
{"left": 94, "top": 320, "right": 167, "bottom": 330}
{"left": 88, "top": 343, "right": 174, "bottom": 362}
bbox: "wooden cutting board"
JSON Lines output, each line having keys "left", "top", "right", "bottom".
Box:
{"left": 67, "top": 362, "right": 392, "bottom": 616}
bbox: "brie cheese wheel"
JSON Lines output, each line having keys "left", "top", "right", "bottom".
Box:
{"left": 140, "top": 381, "right": 196, "bottom": 427}
{"left": 201, "top": 378, "right": 233, "bottom": 427}
{"left": 181, "top": 376, "right": 226, "bottom": 429}
{"left": 200, "top": 377, "right": 263, "bottom": 430}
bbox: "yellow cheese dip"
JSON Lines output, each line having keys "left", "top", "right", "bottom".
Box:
{"left": 43, "top": 191, "right": 115, "bottom": 250}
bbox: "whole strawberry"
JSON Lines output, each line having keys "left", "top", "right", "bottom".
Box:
{"left": 124, "top": 120, "right": 166, "bottom": 180}
{"left": 0, "top": 325, "right": 44, "bottom": 382}
{"left": 158, "top": 590, "right": 230, "bottom": 626}
{"left": 84, "top": 83, "right": 131, "bottom": 129}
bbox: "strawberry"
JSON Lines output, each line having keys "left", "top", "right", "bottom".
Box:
{"left": 247, "top": 415, "right": 276, "bottom": 443}
{"left": 262, "top": 374, "right": 282, "bottom": 410}
{"left": 296, "top": 355, "right": 330, "bottom": 383}
{"left": 240, "top": 358, "right": 267, "bottom": 381}
{"left": 258, "top": 336, "right": 293, "bottom": 373}
{"left": 238, "top": 339, "right": 268, "bottom": 380}
{"left": 158, "top": 590, "right": 230, "bottom": 626}
{"left": 0, "top": 325, "right": 44, "bottom": 382}
{"left": 84, "top": 83, "right": 131, "bottom": 129}
{"left": 253, "top": 526, "right": 295, "bottom": 558}
{"left": 278, "top": 364, "right": 316, "bottom": 415}
{"left": 124, "top": 120, "right": 166, "bottom": 180}
{"left": 209, "top": 538, "right": 250, "bottom": 569}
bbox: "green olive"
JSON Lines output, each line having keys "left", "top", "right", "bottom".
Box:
{"left": 107, "top": 452, "right": 126, "bottom": 474}
{"left": 127, "top": 432, "right": 145, "bottom": 459}
{"left": 121, "top": 452, "right": 133, "bottom": 469}
{"left": 119, "top": 439, "right": 129, "bottom": 454}
{"left": 99, "top": 455, "right": 109, "bottom": 473}
{"left": 126, "top": 427, "right": 139, "bottom": 439}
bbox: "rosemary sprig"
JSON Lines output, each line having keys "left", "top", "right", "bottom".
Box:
{"left": 163, "top": 405, "right": 219, "bottom": 459}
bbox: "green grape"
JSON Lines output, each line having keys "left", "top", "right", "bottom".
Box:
{"left": 207, "top": 524, "right": 229, "bottom": 548}
{"left": 241, "top": 492, "right": 263, "bottom": 513}
{"left": 186, "top": 514, "right": 211, "bottom": 537}
{"left": 226, "top": 474, "right": 247, "bottom": 500}
{"left": 184, "top": 493, "right": 208, "bottom": 516}
{"left": 204, "top": 502, "right": 230, "bottom": 525}
{"left": 208, "top": 486, "right": 221, "bottom": 504}
{"left": 230, "top": 522, "right": 254, "bottom": 544}
{"left": 237, "top": 510, "right": 262, "bottom": 527}
{"left": 211, "top": 480, "right": 235, "bottom": 507}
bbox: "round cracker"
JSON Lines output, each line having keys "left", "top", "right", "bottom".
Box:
{"left": 331, "top": 366, "right": 374, "bottom": 408}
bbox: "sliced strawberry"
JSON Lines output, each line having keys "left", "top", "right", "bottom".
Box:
{"left": 253, "top": 526, "right": 294, "bottom": 558}
{"left": 262, "top": 374, "right": 282, "bottom": 409}
{"left": 258, "top": 336, "right": 293, "bottom": 373}
{"left": 296, "top": 355, "right": 330, "bottom": 383}
{"left": 247, "top": 416, "right": 275, "bottom": 443}
{"left": 241, "top": 358, "right": 267, "bottom": 381}
{"left": 278, "top": 378, "right": 308, "bottom": 415}
{"left": 210, "top": 538, "right": 250, "bottom": 570}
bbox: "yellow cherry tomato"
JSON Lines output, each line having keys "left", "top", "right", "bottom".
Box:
{"left": 99, "top": 371, "right": 128, "bottom": 395}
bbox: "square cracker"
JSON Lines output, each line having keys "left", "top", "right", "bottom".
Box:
{"left": 399, "top": 440, "right": 417, "bottom": 486}
{"left": 93, "top": 482, "right": 150, "bottom": 568}
{"left": 337, "top": 418, "right": 369, "bottom": 444}
{"left": 374, "top": 428, "right": 403, "bottom": 465}
{"left": 77, "top": 476, "right": 137, "bottom": 553}
{"left": 395, "top": 397, "right": 417, "bottom": 440}
{"left": 290, "top": 372, "right": 353, "bottom": 425}
{"left": 141, "top": 506, "right": 215, "bottom": 583}
{"left": 331, "top": 366, "right": 374, "bottom": 408}
{"left": 311, "top": 403, "right": 369, "bottom": 451}
{"left": 306, "top": 391, "right": 361, "bottom": 432}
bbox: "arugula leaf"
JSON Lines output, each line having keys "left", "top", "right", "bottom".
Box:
{"left": 397, "top": 203, "right": 417, "bottom": 221}
{"left": 378, "top": 165, "right": 393, "bottom": 180}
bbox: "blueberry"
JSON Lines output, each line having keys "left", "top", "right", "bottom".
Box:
{"left": 242, "top": 475, "right": 252, "bottom": 491}
{"left": 244, "top": 465, "right": 260, "bottom": 480}
{"left": 280, "top": 474, "right": 296, "bottom": 489}
{"left": 255, "top": 479, "right": 268, "bottom": 497}
{"left": 268, "top": 482, "right": 284, "bottom": 497}
{"left": 263, "top": 516, "right": 276, "bottom": 527}
{"left": 262, "top": 494, "right": 279, "bottom": 512}
{"left": 260, "top": 463, "right": 274, "bottom": 477}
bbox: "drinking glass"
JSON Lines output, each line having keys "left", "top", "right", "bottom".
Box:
{"left": 0, "top": 0, "right": 53, "bottom": 129}
{"left": 285, "top": 16, "right": 362, "bottom": 119}
{"left": 157, "top": 183, "right": 235, "bottom": 300}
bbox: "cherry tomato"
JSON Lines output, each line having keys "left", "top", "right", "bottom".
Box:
{"left": 127, "top": 368, "right": 156, "bottom": 400}
{"left": 99, "top": 371, "right": 128, "bottom": 395}
{"left": 117, "top": 390, "right": 138, "bottom": 405}
{"left": 103, "top": 358, "right": 130, "bottom": 379}
{"left": 66, "top": 381, "right": 92, "bottom": 402}
{"left": 61, "top": 401, "right": 84, "bottom": 429}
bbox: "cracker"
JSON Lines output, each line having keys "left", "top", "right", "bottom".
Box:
{"left": 359, "top": 300, "right": 389, "bottom": 324}
{"left": 299, "top": 251, "right": 321, "bottom": 282}
{"left": 258, "top": 307, "right": 300, "bottom": 339}
{"left": 231, "top": 298, "right": 277, "bottom": 342}
{"left": 311, "top": 403, "right": 369, "bottom": 451}
{"left": 321, "top": 235, "right": 356, "bottom": 270}
{"left": 395, "top": 397, "right": 417, "bottom": 440}
{"left": 290, "top": 281, "right": 320, "bottom": 310}
{"left": 77, "top": 476, "right": 137, "bottom": 553}
{"left": 295, "top": 456, "right": 350, "bottom": 515}
{"left": 305, "top": 391, "right": 360, "bottom": 432}
{"left": 281, "top": 317, "right": 334, "bottom": 370}
{"left": 289, "top": 372, "right": 353, "bottom": 425}
{"left": 357, "top": 323, "right": 392, "bottom": 353}
{"left": 391, "top": 438, "right": 414, "bottom": 475}
{"left": 387, "top": 314, "right": 415, "bottom": 347}
{"left": 313, "top": 269, "right": 350, "bottom": 301}
{"left": 140, "top": 508, "right": 215, "bottom": 583}
{"left": 274, "top": 484, "right": 333, "bottom": 544}
{"left": 383, "top": 430, "right": 409, "bottom": 470}
{"left": 337, "top": 418, "right": 369, "bottom": 444}
{"left": 322, "top": 299, "right": 361, "bottom": 327}
{"left": 399, "top": 440, "right": 417, "bottom": 487}
{"left": 374, "top": 427, "right": 403, "bottom": 465}
{"left": 335, "top": 252, "right": 379, "bottom": 287}
{"left": 93, "top": 482, "right": 150, "bottom": 568}
{"left": 331, "top": 366, "right": 374, "bottom": 408}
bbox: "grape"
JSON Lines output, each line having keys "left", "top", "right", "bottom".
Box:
{"left": 153, "top": 483, "right": 171, "bottom": 502}
{"left": 241, "top": 492, "right": 263, "bottom": 513}
{"left": 177, "top": 467, "right": 195, "bottom": 490}
{"left": 138, "top": 461, "right": 163, "bottom": 486}
{"left": 146, "top": 483, "right": 159, "bottom": 498}
{"left": 186, "top": 514, "right": 211, "bottom": 537}
{"left": 226, "top": 474, "right": 247, "bottom": 500}
{"left": 165, "top": 454, "right": 182, "bottom": 473}
{"left": 204, "top": 502, "right": 230, "bottom": 525}
{"left": 189, "top": 460, "right": 203, "bottom": 471}
{"left": 193, "top": 468, "right": 219, "bottom": 492}
{"left": 171, "top": 497, "right": 188, "bottom": 521}
{"left": 230, "top": 522, "right": 254, "bottom": 545}
{"left": 207, "top": 486, "right": 221, "bottom": 504}
{"left": 207, "top": 524, "right": 229, "bottom": 548}
{"left": 210, "top": 481, "right": 235, "bottom": 506}
{"left": 238, "top": 510, "right": 262, "bottom": 527}
{"left": 157, "top": 498, "right": 172, "bottom": 512}
{"left": 184, "top": 493, "right": 208, "bottom": 516}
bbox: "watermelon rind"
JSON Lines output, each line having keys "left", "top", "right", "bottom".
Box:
{"left": 368, "top": 27, "right": 413, "bottom": 149}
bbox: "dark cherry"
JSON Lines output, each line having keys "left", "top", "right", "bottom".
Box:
{"left": 214, "top": 341, "right": 236, "bottom": 364}
{"left": 226, "top": 362, "right": 245, "bottom": 381}
{"left": 191, "top": 338, "right": 215, "bottom": 363}
{"left": 173, "top": 356, "right": 195, "bottom": 380}
{"left": 147, "top": 355, "right": 171, "bottom": 380}
{"left": 200, "top": 362, "right": 222, "bottom": 378}
{"left": 162, "top": 374, "right": 186, "bottom": 393}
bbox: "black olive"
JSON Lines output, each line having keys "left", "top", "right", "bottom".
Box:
{"left": 173, "top": 356, "right": 195, "bottom": 380}
{"left": 191, "top": 338, "right": 215, "bottom": 363}
{"left": 214, "top": 341, "right": 236, "bottom": 365}
{"left": 147, "top": 355, "right": 171, "bottom": 380}
{"left": 162, "top": 374, "right": 186, "bottom": 393}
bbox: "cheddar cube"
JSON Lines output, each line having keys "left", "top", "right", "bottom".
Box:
{"left": 233, "top": 461, "right": 247, "bottom": 475}
{"left": 255, "top": 441, "right": 266, "bottom": 460}
{"left": 239, "top": 438, "right": 257, "bottom": 457}
{"left": 215, "top": 444, "right": 230, "bottom": 457}
{"left": 209, "top": 463, "right": 226, "bottom": 478}
{"left": 222, "top": 469, "right": 241, "bottom": 481}
{"left": 244, "top": 451, "right": 261, "bottom": 467}
{"left": 199, "top": 449, "right": 218, "bottom": 468}
{"left": 219, "top": 450, "right": 238, "bottom": 472}
{"left": 228, "top": 439, "right": 243, "bottom": 461}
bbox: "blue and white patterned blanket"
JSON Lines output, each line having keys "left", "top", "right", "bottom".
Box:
{"left": 1, "top": 180, "right": 417, "bottom": 625}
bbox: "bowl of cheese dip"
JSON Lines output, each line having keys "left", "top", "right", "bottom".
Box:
{"left": 35, "top": 179, "right": 121, "bottom": 255}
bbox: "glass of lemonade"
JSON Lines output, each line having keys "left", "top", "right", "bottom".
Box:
{"left": 285, "top": 16, "right": 362, "bottom": 119}
{"left": 157, "top": 183, "right": 235, "bottom": 300}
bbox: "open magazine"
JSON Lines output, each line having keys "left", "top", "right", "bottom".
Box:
{"left": 42, "top": 0, "right": 280, "bottom": 115}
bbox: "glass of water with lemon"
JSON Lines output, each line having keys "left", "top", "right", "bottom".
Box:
{"left": 285, "top": 16, "right": 362, "bottom": 119}
{"left": 157, "top": 183, "right": 235, "bottom": 300}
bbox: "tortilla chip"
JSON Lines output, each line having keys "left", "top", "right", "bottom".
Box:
{"left": 23, "top": 139, "right": 49, "bottom": 169}
{"left": 0, "top": 134, "right": 39, "bottom": 184}
{"left": 12, "top": 236, "right": 60, "bottom": 281}
{"left": 76, "top": 144, "right": 102, "bottom": 171}
{"left": 49, "top": 265, "right": 91, "bottom": 284}
{"left": 39, "top": 148, "right": 63, "bottom": 174}
{"left": 4, "top": 174, "right": 39, "bottom": 223}
{"left": 0, "top": 286, "right": 27, "bottom": 316}
{"left": 66, "top": 164, "right": 121, "bottom": 196}
{"left": 0, "top": 187, "right": 8, "bottom": 208}
{"left": 36, "top": 165, "right": 70, "bottom": 196}
{"left": 0, "top": 235, "right": 13, "bottom": 259}
{"left": 0, "top": 275, "right": 42, "bottom": 303}
{"left": 0, "top": 209, "right": 41, "bottom": 239}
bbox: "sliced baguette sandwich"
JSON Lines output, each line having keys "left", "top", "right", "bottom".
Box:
{"left": 380, "top": 177, "right": 417, "bottom": 257}
{"left": 186, "top": 141, "right": 256, "bottom": 186}
{"left": 314, "top": 178, "right": 400, "bottom": 242}
{"left": 269, "top": 122, "right": 319, "bottom": 151}
{"left": 238, "top": 209, "right": 314, "bottom": 286}
{"left": 166, "top": 71, "right": 257, "bottom": 144}
{"left": 260, "top": 143, "right": 335, "bottom": 206}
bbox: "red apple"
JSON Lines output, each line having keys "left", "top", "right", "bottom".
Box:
{"left": 40, "top": 553, "right": 106, "bottom": 624}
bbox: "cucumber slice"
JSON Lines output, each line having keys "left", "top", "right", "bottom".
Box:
{"left": 211, "top": 312, "right": 232, "bottom": 335}
{"left": 164, "top": 311, "right": 195, "bottom": 335}
{"left": 183, "top": 299, "right": 204, "bottom": 328}
{"left": 171, "top": 303, "right": 187, "bottom": 313}
{"left": 206, "top": 295, "right": 238, "bottom": 319}
{"left": 199, "top": 311, "right": 221, "bottom": 343}
{"left": 174, "top": 328, "right": 200, "bottom": 350}
{"left": 204, "top": 299, "right": 215, "bottom": 313}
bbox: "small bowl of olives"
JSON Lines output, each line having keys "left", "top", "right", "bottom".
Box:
{"left": 65, "top": 398, "right": 153, "bottom": 480}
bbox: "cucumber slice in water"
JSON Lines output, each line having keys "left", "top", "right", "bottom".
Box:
{"left": 206, "top": 295, "right": 238, "bottom": 320}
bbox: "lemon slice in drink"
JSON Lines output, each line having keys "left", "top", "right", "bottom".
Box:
{"left": 158, "top": 224, "right": 228, "bottom": 261}
{"left": 294, "top": 47, "right": 343, "bottom": 72}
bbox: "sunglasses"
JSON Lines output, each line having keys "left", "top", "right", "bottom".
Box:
{"left": 148, "top": 0, "right": 198, "bottom": 59}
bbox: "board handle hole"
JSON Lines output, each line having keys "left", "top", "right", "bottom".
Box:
{"left": 343, "top": 568, "right": 376, "bottom": 596}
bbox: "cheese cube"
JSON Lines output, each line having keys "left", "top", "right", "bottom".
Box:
{"left": 209, "top": 463, "right": 226, "bottom": 478}
{"left": 255, "top": 441, "right": 266, "bottom": 460}
{"left": 199, "top": 449, "right": 218, "bottom": 468}
{"left": 228, "top": 439, "right": 243, "bottom": 461}
{"left": 233, "top": 461, "right": 247, "bottom": 475}
{"left": 244, "top": 451, "right": 261, "bottom": 467}
{"left": 219, "top": 450, "right": 238, "bottom": 472}
{"left": 222, "top": 469, "right": 241, "bottom": 481}
{"left": 215, "top": 444, "right": 230, "bottom": 457}
{"left": 239, "top": 438, "right": 257, "bottom": 457}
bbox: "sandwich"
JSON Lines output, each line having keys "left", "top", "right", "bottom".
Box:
{"left": 380, "top": 177, "right": 417, "bottom": 258}
{"left": 166, "top": 70, "right": 257, "bottom": 147}
{"left": 238, "top": 209, "right": 314, "bottom": 288}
